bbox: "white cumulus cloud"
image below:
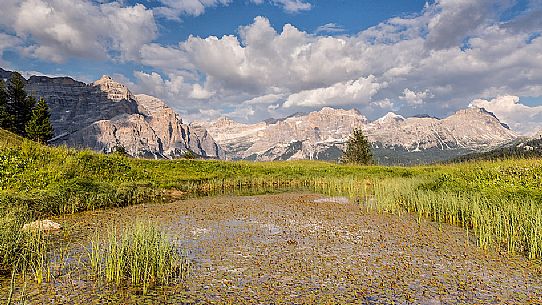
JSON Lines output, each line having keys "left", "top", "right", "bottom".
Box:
{"left": 251, "top": 0, "right": 311, "bottom": 13}
{"left": 273, "top": 0, "right": 311, "bottom": 13}
{"left": 314, "top": 23, "right": 345, "bottom": 34}
{"left": 154, "top": 0, "right": 232, "bottom": 20}
{"left": 243, "top": 94, "right": 284, "bottom": 105}
{"left": 283, "top": 76, "right": 385, "bottom": 108}
{"left": 128, "top": 5, "right": 542, "bottom": 123}
{"left": 1, "top": 0, "right": 157, "bottom": 62}
{"left": 470, "top": 95, "right": 542, "bottom": 135}
{"left": 399, "top": 88, "right": 433, "bottom": 106}
{"left": 190, "top": 83, "right": 215, "bottom": 99}
{"left": 4, "top": 0, "right": 542, "bottom": 128}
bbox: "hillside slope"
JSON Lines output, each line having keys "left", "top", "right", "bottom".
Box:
{"left": 0, "top": 128, "right": 23, "bottom": 149}
{"left": 452, "top": 136, "right": 542, "bottom": 162}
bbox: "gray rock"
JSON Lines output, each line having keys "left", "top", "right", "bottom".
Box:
{"left": 21, "top": 74, "right": 223, "bottom": 159}
{"left": 22, "top": 219, "right": 62, "bottom": 233}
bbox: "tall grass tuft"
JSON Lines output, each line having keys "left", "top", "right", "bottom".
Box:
{"left": 89, "top": 221, "right": 190, "bottom": 294}
{"left": 0, "top": 210, "right": 52, "bottom": 284}
{"left": 370, "top": 178, "right": 542, "bottom": 260}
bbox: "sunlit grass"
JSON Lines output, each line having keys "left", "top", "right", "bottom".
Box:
{"left": 373, "top": 178, "right": 542, "bottom": 259}
{"left": 0, "top": 211, "right": 52, "bottom": 284}
{"left": 88, "top": 221, "right": 190, "bottom": 294}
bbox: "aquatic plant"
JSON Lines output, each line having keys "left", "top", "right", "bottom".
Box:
{"left": 88, "top": 221, "right": 190, "bottom": 294}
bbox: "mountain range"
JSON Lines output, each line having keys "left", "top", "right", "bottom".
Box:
{"left": 1, "top": 68, "right": 524, "bottom": 164}
{"left": 197, "top": 107, "right": 519, "bottom": 164}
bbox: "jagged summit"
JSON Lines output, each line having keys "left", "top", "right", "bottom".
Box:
{"left": 464, "top": 105, "right": 504, "bottom": 121}
{"left": 135, "top": 94, "right": 170, "bottom": 112}
{"left": 27, "top": 75, "right": 81, "bottom": 86}
{"left": 93, "top": 75, "right": 135, "bottom": 101}
{"left": 318, "top": 107, "right": 364, "bottom": 118}
{"left": 212, "top": 116, "right": 243, "bottom": 128}
{"left": 451, "top": 106, "right": 512, "bottom": 130}
{"left": 375, "top": 112, "right": 405, "bottom": 124}
{"left": 264, "top": 111, "right": 308, "bottom": 125}
{"left": 0, "top": 67, "right": 12, "bottom": 80}
{"left": 98, "top": 75, "right": 113, "bottom": 81}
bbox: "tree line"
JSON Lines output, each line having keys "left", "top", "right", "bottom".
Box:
{"left": 0, "top": 72, "right": 53, "bottom": 143}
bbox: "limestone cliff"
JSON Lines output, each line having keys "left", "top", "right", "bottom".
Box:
{"left": 22, "top": 74, "right": 223, "bottom": 159}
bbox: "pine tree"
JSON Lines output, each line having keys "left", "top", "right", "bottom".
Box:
{"left": 25, "top": 97, "right": 54, "bottom": 144}
{"left": 7, "top": 72, "right": 35, "bottom": 135}
{"left": 0, "top": 80, "right": 12, "bottom": 128}
{"left": 341, "top": 128, "right": 373, "bottom": 165}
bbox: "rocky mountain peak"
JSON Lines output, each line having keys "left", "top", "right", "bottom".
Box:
{"left": 134, "top": 94, "right": 166, "bottom": 106}
{"left": 214, "top": 117, "right": 243, "bottom": 127}
{"left": 451, "top": 106, "right": 512, "bottom": 130}
{"left": 375, "top": 112, "right": 405, "bottom": 124}
{"left": 320, "top": 106, "right": 336, "bottom": 113}
{"left": 199, "top": 105, "right": 518, "bottom": 164}
{"left": 27, "top": 75, "right": 82, "bottom": 86}
{"left": 93, "top": 75, "right": 135, "bottom": 101}
{"left": 318, "top": 107, "right": 364, "bottom": 118}
{"left": 0, "top": 67, "right": 11, "bottom": 80}
{"left": 458, "top": 106, "right": 498, "bottom": 119}
{"left": 134, "top": 94, "right": 170, "bottom": 114}
{"left": 4, "top": 67, "right": 224, "bottom": 159}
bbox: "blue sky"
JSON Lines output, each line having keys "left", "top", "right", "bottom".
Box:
{"left": 0, "top": 0, "right": 541, "bottom": 134}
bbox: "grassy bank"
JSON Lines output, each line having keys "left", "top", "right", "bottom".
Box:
{"left": 1, "top": 128, "right": 541, "bottom": 278}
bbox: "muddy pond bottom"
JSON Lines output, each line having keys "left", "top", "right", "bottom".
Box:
{"left": 4, "top": 193, "right": 542, "bottom": 304}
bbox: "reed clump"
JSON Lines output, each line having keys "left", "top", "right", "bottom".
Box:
{"left": 0, "top": 210, "right": 52, "bottom": 284}
{"left": 88, "top": 221, "right": 190, "bottom": 294}
{"left": 371, "top": 176, "right": 542, "bottom": 260}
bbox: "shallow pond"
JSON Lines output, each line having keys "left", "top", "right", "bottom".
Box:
{"left": 2, "top": 193, "right": 542, "bottom": 304}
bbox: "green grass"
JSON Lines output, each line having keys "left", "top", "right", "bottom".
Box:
{"left": 0, "top": 210, "right": 52, "bottom": 283}
{"left": 89, "top": 221, "right": 190, "bottom": 294}
{"left": 0, "top": 128, "right": 24, "bottom": 149}
{"left": 374, "top": 176, "right": 542, "bottom": 259}
{"left": 0, "top": 127, "right": 541, "bottom": 282}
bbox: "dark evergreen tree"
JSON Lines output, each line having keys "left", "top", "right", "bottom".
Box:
{"left": 7, "top": 73, "right": 35, "bottom": 135}
{"left": 341, "top": 128, "right": 373, "bottom": 165}
{"left": 25, "top": 97, "right": 54, "bottom": 144}
{"left": 182, "top": 150, "right": 197, "bottom": 159}
{"left": 112, "top": 145, "right": 128, "bottom": 156}
{"left": 0, "top": 80, "right": 12, "bottom": 128}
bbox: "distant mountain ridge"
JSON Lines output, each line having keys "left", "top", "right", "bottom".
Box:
{"left": 197, "top": 107, "right": 518, "bottom": 164}
{"left": 452, "top": 132, "right": 542, "bottom": 162}
{"left": 1, "top": 68, "right": 224, "bottom": 159}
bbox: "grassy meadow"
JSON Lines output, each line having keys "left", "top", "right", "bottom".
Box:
{"left": 1, "top": 128, "right": 541, "bottom": 294}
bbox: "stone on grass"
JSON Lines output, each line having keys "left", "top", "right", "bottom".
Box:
{"left": 22, "top": 219, "right": 62, "bottom": 233}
